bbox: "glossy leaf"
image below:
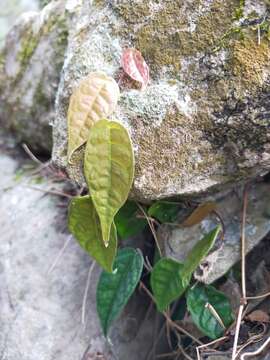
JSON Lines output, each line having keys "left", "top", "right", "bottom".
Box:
{"left": 151, "top": 258, "right": 187, "bottom": 312}
{"left": 68, "top": 196, "right": 117, "bottom": 273}
{"left": 182, "top": 226, "right": 221, "bottom": 286}
{"left": 115, "top": 201, "right": 147, "bottom": 239}
{"left": 96, "top": 248, "right": 143, "bottom": 336}
{"left": 183, "top": 202, "right": 217, "bottom": 227}
{"left": 148, "top": 201, "right": 182, "bottom": 223}
{"left": 67, "top": 72, "right": 120, "bottom": 162}
{"left": 121, "top": 48, "right": 149, "bottom": 89}
{"left": 187, "top": 284, "right": 234, "bottom": 339}
{"left": 84, "top": 119, "right": 134, "bottom": 246}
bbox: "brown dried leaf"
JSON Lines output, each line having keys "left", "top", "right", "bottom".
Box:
{"left": 121, "top": 48, "right": 149, "bottom": 89}
{"left": 246, "top": 310, "right": 270, "bottom": 323}
{"left": 183, "top": 202, "right": 217, "bottom": 227}
{"left": 67, "top": 71, "right": 120, "bottom": 162}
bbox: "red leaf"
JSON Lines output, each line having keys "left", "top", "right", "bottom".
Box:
{"left": 121, "top": 48, "right": 149, "bottom": 89}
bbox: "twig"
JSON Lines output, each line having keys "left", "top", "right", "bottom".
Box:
{"left": 82, "top": 261, "right": 96, "bottom": 325}
{"left": 47, "top": 235, "right": 72, "bottom": 274}
{"left": 24, "top": 185, "right": 73, "bottom": 198}
{"left": 240, "top": 336, "right": 270, "bottom": 359}
{"left": 205, "top": 303, "right": 226, "bottom": 329}
{"left": 196, "top": 336, "right": 228, "bottom": 360}
{"left": 136, "top": 202, "right": 162, "bottom": 257}
{"left": 231, "top": 185, "right": 249, "bottom": 360}
{"left": 139, "top": 281, "right": 203, "bottom": 345}
{"left": 246, "top": 291, "right": 270, "bottom": 300}
{"left": 22, "top": 143, "right": 43, "bottom": 165}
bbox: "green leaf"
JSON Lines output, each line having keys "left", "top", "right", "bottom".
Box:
{"left": 182, "top": 226, "right": 221, "bottom": 286}
{"left": 68, "top": 195, "right": 117, "bottom": 273}
{"left": 148, "top": 201, "right": 182, "bottom": 223}
{"left": 96, "top": 247, "right": 143, "bottom": 336}
{"left": 186, "top": 284, "right": 234, "bottom": 339}
{"left": 115, "top": 201, "right": 147, "bottom": 239}
{"left": 84, "top": 119, "right": 134, "bottom": 246}
{"left": 151, "top": 258, "right": 187, "bottom": 312}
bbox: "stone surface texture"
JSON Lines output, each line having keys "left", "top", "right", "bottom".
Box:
{"left": 52, "top": 0, "right": 270, "bottom": 201}
{"left": 0, "top": 0, "right": 68, "bottom": 152}
{"left": 0, "top": 143, "right": 158, "bottom": 360}
{"left": 163, "top": 183, "right": 270, "bottom": 283}
{"left": 1, "top": 0, "right": 270, "bottom": 200}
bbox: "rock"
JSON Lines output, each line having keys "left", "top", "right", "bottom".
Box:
{"left": 51, "top": 0, "right": 270, "bottom": 201}
{"left": 0, "top": 0, "right": 39, "bottom": 49}
{"left": 0, "top": 145, "right": 160, "bottom": 359}
{"left": 163, "top": 183, "right": 270, "bottom": 283}
{"left": 0, "top": 0, "right": 68, "bottom": 153}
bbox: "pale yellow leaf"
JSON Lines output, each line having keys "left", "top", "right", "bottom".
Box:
{"left": 67, "top": 72, "right": 120, "bottom": 162}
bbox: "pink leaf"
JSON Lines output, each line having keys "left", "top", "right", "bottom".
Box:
{"left": 121, "top": 48, "right": 149, "bottom": 89}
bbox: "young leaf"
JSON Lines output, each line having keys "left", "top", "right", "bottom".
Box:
{"left": 183, "top": 202, "right": 217, "bottom": 227}
{"left": 148, "top": 201, "right": 182, "bottom": 223}
{"left": 96, "top": 248, "right": 143, "bottom": 336}
{"left": 84, "top": 119, "right": 134, "bottom": 246}
{"left": 68, "top": 196, "right": 117, "bottom": 273}
{"left": 121, "top": 48, "right": 149, "bottom": 89}
{"left": 151, "top": 258, "right": 187, "bottom": 312}
{"left": 67, "top": 72, "right": 120, "bottom": 162}
{"left": 187, "top": 284, "right": 234, "bottom": 339}
{"left": 115, "top": 201, "right": 147, "bottom": 239}
{"left": 181, "top": 226, "right": 221, "bottom": 286}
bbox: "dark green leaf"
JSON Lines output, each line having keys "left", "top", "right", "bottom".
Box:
{"left": 187, "top": 284, "right": 234, "bottom": 339}
{"left": 96, "top": 248, "right": 143, "bottom": 336}
{"left": 115, "top": 201, "right": 147, "bottom": 239}
{"left": 151, "top": 258, "right": 187, "bottom": 312}
{"left": 68, "top": 195, "right": 117, "bottom": 273}
{"left": 182, "top": 226, "right": 221, "bottom": 286}
{"left": 148, "top": 201, "right": 182, "bottom": 223}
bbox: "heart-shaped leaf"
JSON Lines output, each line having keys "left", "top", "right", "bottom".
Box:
{"left": 68, "top": 195, "right": 117, "bottom": 273}
{"left": 182, "top": 226, "right": 221, "bottom": 286}
{"left": 67, "top": 72, "right": 120, "bottom": 162}
{"left": 96, "top": 248, "right": 143, "bottom": 336}
{"left": 84, "top": 119, "right": 134, "bottom": 246}
{"left": 183, "top": 202, "right": 217, "bottom": 227}
{"left": 148, "top": 201, "right": 182, "bottom": 223}
{"left": 151, "top": 258, "right": 187, "bottom": 312}
{"left": 115, "top": 201, "right": 147, "bottom": 239}
{"left": 187, "top": 284, "right": 234, "bottom": 339}
{"left": 121, "top": 48, "right": 149, "bottom": 89}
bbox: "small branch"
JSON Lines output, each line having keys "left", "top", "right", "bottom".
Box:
{"left": 246, "top": 291, "right": 270, "bottom": 300}
{"left": 136, "top": 202, "right": 162, "bottom": 257}
{"left": 24, "top": 185, "right": 73, "bottom": 198}
{"left": 47, "top": 235, "right": 72, "bottom": 275}
{"left": 82, "top": 261, "right": 96, "bottom": 325}
{"left": 205, "top": 303, "right": 225, "bottom": 329}
{"left": 22, "top": 143, "right": 43, "bottom": 165}
{"left": 240, "top": 336, "right": 270, "bottom": 359}
{"left": 139, "top": 281, "right": 203, "bottom": 345}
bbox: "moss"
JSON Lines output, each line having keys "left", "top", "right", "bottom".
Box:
{"left": 233, "top": 0, "right": 245, "bottom": 20}
{"left": 17, "top": 30, "right": 39, "bottom": 71}
{"left": 111, "top": 0, "right": 239, "bottom": 76}
{"left": 230, "top": 39, "right": 270, "bottom": 88}
{"left": 132, "top": 108, "right": 225, "bottom": 191}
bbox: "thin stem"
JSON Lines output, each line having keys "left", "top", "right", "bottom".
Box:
{"left": 139, "top": 281, "right": 203, "bottom": 346}
{"left": 240, "top": 336, "right": 270, "bottom": 359}
{"left": 47, "top": 235, "right": 72, "bottom": 274}
{"left": 82, "top": 261, "right": 96, "bottom": 325}
{"left": 136, "top": 202, "right": 162, "bottom": 257}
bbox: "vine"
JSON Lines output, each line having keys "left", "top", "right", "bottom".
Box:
{"left": 67, "top": 48, "right": 234, "bottom": 343}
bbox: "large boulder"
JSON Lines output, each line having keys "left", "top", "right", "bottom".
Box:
{"left": 52, "top": 0, "right": 270, "bottom": 201}
{"left": 0, "top": 0, "right": 68, "bottom": 152}
{"left": 0, "top": 140, "right": 160, "bottom": 360}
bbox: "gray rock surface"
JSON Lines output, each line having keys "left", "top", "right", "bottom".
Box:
{"left": 0, "top": 147, "right": 158, "bottom": 359}
{"left": 1, "top": 0, "right": 270, "bottom": 201}
{"left": 0, "top": 0, "right": 68, "bottom": 152}
{"left": 51, "top": 0, "right": 270, "bottom": 201}
{"left": 0, "top": 0, "right": 39, "bottom": 49}
{"left": 163, "top": 183, "right": 270, "bottom": 283}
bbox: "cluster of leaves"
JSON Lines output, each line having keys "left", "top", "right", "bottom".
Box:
{"left": 67, "top": 49, "right": 234, "bottom": 340}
